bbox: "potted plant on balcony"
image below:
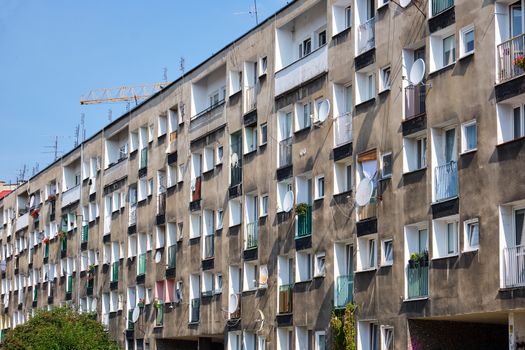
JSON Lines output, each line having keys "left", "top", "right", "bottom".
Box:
{"left": 153, "top": 299, "right": 161, "bottom": 310}
{"left": 42, "top": 237, "right": 50, "bottom": 245}
{"left": 515, "top": 55, "right": 525, "bottom": 70}
{"left": 58, "top": 231, "right": 66, "bottom": 240}
{"left": 295, "top": 203, "right": 309, "bottom": 216}
{"left": 420, "top": 250, "right": 429, "bottom": 267}
{"left": 47, "top": 194, "right": 56, "bottom": 201}
{"left": 137, "top": 298, "right": 145, "bottom": 308}
{"left": 30, "top": 208, "right": 40, "bottom": 219}
{"left": 408, "top": 252, "right": 421, "bottom": 268}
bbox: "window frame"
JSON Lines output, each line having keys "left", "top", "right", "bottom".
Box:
{"left": 314, "top": 252, "right": 326, "bottom": 277}
{"left": 379, "top": 66, "right": 392, "bottom": 92}
{"left": 260, "top": 123, "right": 268, "bottom": 146}
{"left": 381, "top": 325, "right": 394, "bottom": 350}
{"left": 461, "top": 119, "right": 477, "bottom": 154}
{"left": 380, "top": 152, "right": 393, "bottom": 179}
{"left": 260, "top": 194, "right": 269, "bottom": 217}
{"left": 381, "top": 239, "right": 394, "bottom": 266}
{"left": 459, "top": 24, "right": 475, "bottom": 58}
{"left": 463, "top": 218, "right": 480, "bottom": 252}
{"left": 315, "top": 175, "right": 325, "bottom": 200}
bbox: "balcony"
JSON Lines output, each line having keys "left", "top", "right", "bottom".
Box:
{"left": 278, "top": 137, "right": 292, "bottom": 168}
{"left": 278, "top": 284, "right": 293, "bottom": 314}
{"left": 334, "top": 112, "right": 353, "bottom": 147}
{"left": 66, "top": 275, "right": 73, "bottom": 294}
{"left": 159, "top": 244, "right": 173, "bottom": 269}
{"left": 244, "top": 86, "right": 257, "bottom": 113}
{"left": 139, "top": 148, "right": 148, "bottom": 170}
{"left": 128, "top": 204, "right": 137, "bottom": 227}
{"left": 81, "top": 225, "right": 88, "bottom": 242}
{"left": 503, "top": 245, "right": 525, "bottom": 288}
{"left": 404, "top": 84, "right": 426, "bottom": 120}
{"left": 230, "top": 163, "right": 242, "bottom": 188}
{"left": 434, "top": 161, "right": 458, "bottom": 202}
{"left": 407, "top": 265, "right": 429, "bottom": 299}
{"left": 497, "top": 33, "right": 525, "bottom": 83}
{"left": 335, "top": 275, "right": 353, "bottom": 308}
{"left": 137, "top": 253, "right": 146, "bottom": 276}
{"left": 357, "top": 18, "right": 375, "bottom": 56}
{"left": 15, "top": 212, "right": 29, "bottom": 232}
{"left": 190, "top": 298, "right": 200, "bottom": 323}
{"left": 431, "top": 0, "right": 453, "bottom": 17}
{"left": 203, "top": 235, "right": 214, "bottom": 259}
{"left": 245, "top": 222, "right": 258, "bottom": 250}
{"left": 191, "top": 177, "right": 202, "bottom": 202}
{"left": 111, "top": 262, "right": 119, "bottom": 282}
{"left": 189, "top": 100, "right": 226, "bottom": 141}
{"left": 229, "top": 293, "right": 241, "bottom": 319}
{"left": 275, "top": 45, "right": 328, "bottom": 97}
{"left": 296, "top": 205, "right": 312, "bottom": 238}
{"left": 61, "top": 185, "right": 80, "bottom": 208}
{"left": 127, "top": 310, "right": 134, "bottom": 330}
{"left": 155, "top": 301, "right": 164, "bottom": 326}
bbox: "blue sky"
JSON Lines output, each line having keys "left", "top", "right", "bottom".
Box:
{"left": 0, "top": 0, "right": 287, "bottom": 183}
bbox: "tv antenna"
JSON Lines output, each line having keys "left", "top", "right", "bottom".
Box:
{"left": 179, "top": 57, "right": 186, "bottom": 77}
{"left": 233, "top": 0, "right": 259, "bottom": 24}
{"left": 43, "top": 136, "right": 62, "bottom": 161}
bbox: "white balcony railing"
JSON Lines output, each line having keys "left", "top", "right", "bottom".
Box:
{"left": 61, "top": 185, "right": 80, "bottom": 208}
{"left": 497, "top": 33, "right": 525, "bottom": 83}
{"left": 334, "top": 112, "right": 353, "bottom": 147}
{"left": 15, "top": 212, "right": 29, "bottom": 232}
{"left": 275, "top": 45, "right": 328, "bottom": 96}
{"left": 357, "top": 18, "right": 375, "bottom": 55}
{"left": 503, "top": 245, "right": 525, "bottom": 288}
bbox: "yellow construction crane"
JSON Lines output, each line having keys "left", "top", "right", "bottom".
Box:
{"left": 80, "top": 82, "right": 167, "bottom": 105}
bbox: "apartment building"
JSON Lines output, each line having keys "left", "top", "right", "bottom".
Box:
{"left": 1, "top": 0, "right": 525, "bottom": 349}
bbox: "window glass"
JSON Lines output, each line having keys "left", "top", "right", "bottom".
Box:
{"left": 443, "top": 35, "right": 456, "bottom": 66}
{"left": 467, "top": 221, "right": 479, "bottom": 248}
{"left": 464, "top": 29, "right": 474, "bottom": 53}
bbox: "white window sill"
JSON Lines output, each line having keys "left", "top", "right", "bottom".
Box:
{"left": 259, "top": 214, "right": 268, "bottom": 218}
{"left": 460, "top": 148, "right": 477, "bottom": 155}
{"left": 355, "top": 267, "right": 377, "bottom": 273}
{"left": 429, "top": 62, "right": 456, "bottom": 75}
{"left": 459, "top": 51, "right": 474, "bottom": 60}
{"left": 313, "top": 273, "right": 326, "bottom": 278}
{"left": 463, "top": 247, "right": 479, "bottom": 253}
{"left": 431, "top": 253, "right": 459, "bottom": 261}
{"left": 381, "top": 262, "right": 393, "bottom": 267}
{"left": 403, "top": 296, "right": 429, "bottom": 302}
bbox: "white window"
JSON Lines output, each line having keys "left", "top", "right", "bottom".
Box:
{"left": 461, "top": 120, "right": 477, "bottom": 153}
{"left": 259, "top": 56, "right": 268, "bottom": 76}
{"left": 243, "top": 262, "right": 258, "bottom": 291}
{"left": 258, "top": 336, "right": 267, "bottom": 350}
{"left": 260, "top": 195, "right": 269, "bottom": 217}
{"left": 314, "top": 252, "right": 326, "bottom": 277}
{"left": 229, "top": 70, "right": 242, "bottom": 96}
{"left": 382, "top": 239, "right": 393, "bottom": 266}
{"left": 381, "top": 326, "right": 394, "bottom": 350}
{"left": 464, "top": 218, "right": 479, "bottom": 251}
{"left": 357, "top": 236, "right": 377, "bottom": 271}
{"left": 177, "top": 222, "right": 184, "bottom": 241}
{"left": 177, "top": 163, "right": 185, "bottom": 183}
{"left": 432, "top": 216, "right": 459, "bottom": 258}
{"left": 315, "top": 175, "right": 325, "bottom": 199}
{"left": 215, "top": 145, "right": 224, "bottom": 165}
{"left": 216, "top": 209, "right": 224, "bottom": 230}
{"left": 315, "top": 331, "right": 326, "bottom": 350}
{"left": 158, "top": 114, "right": 167, "bottom": 137}
{"left": 203, "top": 147, "right": 214, "bottom": 173}
{"left": 379, "top": 66, "right": 391, "bottom": 92}
{"left": 345, "top": 6, "right": 352, "bottom": 28}
{"left": 148, "top": 124, "right": 154, "bottom": 142}
{"left": 381, "top": 152, "right": 392, "bottom": 178}
{"left": 295, "top": 101, "right": 312, "bottom": 131}
{"left": 334, "top": 159, "right": 352, "bottom": 194}
{"left": 190, "top": 214, "right": 201, "bottom": 239}
{"left": 317, "top": 28, "right": 327, "bottom": 48}
{"left": 378, "top": 0, "right": 389, "bottom": 8}
{"left": 299, "top": 37, "right": 312, "bottom": 58}
{"left": 497, "top": 103, "right": 525, "bottom": 144}
{"left": 295, "top": 251, "right": 312, "bottom": 282}
{"left": 228, "top": 199, "right": 242, "bottom": 227}
{"left": 167, "top": 164, "right": 177, "bottom": 188}
{"left": 147, "top": 178, "right": 154, "bottom": 197}
{"left": 358, "top": 322, "right": 380, "bottom": 350}
{"left": 260, "top": 123, "right": 268, "bottom": 145}
{"left": 402, "top": 134, "right": 427, "bottom": 173}
{"left": 244, "top": 126, "right": 257, "bottom": 154}
{"left": 214, "top": 273, "right": 223, "bottom": 294}
{"left": 459, "top": 25, "right": 475, "bottom": 57}
{"left": 356, "top": 71, "right": 376, "bottom": 104}
{"left": 430, "top": 27, "right": 456, "bottom": 72}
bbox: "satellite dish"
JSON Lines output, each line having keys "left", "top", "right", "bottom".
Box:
{"left": 283, "top": 191, "right": 294, "bottom": 213}
{"left": 355, "top": 178, "right": 374, "bottom": 207}
{"left": 259, "top": 266, "right": 268, "bottom": 287}
{"left": 154, "top": 251, "right": 162, "bottom": 264}
{"left": 231, "top": 153, "right": 239, "bottom": 167}
{"left": 91, "top": 298, "right": 98, "bottom": 310}
{"left": 228, "top": 293, "right": 239, "bottom": 314}
{"left": 316, "top": 99, "right": 330, "bottom": 123}
{"left": 132, "top": 307, "right": 140, "bottom": 323}
{"left": 255, "top": 309, "right": 265, "bottom": 332}
{"left": 409, "top": 59, "right": 426, "bottom": 85}
{"left": 400, "top": 0, "right": 411, "bottom": 8}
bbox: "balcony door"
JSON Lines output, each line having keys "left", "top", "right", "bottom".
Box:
{"left": 511, "top": 2, "right": 523, "bottom": 38}
{"left": 345, "top": 244, "right": 354, "bottom": 276}
{"left": 445, "top": 128, "right": 456, "bottom": 163}
{"left": 515, "top": 209, "right": 525, "bottom": 247}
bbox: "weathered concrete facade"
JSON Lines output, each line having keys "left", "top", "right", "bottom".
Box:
{"left": 1, "top": 0, "right": 525, "bottom": 349}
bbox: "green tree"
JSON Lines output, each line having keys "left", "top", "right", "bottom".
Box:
{"left": 330, "top": 303, "right": 357, "bottom": 350}
{"left": 3, "top": 306, "right": 120, "bottom": 350}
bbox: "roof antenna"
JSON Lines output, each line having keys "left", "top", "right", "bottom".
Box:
{"left": 253, "top": 0, "right": 258, "bottom": 24}
{"left": 179, "top": 57, "right": 185, "bottom": 77}
{"left": 163, "top": 67, "right": 168, "bottom": 82}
